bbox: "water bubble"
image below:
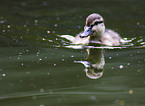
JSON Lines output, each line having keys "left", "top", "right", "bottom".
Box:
{"left": 7, "top": 25, "right": 11, "bottom": 28}
{"left": 19, "top": 52, "right": 23, "bottom": 55}
{"left": 90, "top": 96, "right": 96, "bottom": 101}
{"left": 120, "top": 100, "right": 125, "bottom": 106}
{"left": 32, "top": 96, "right": 37, "bottom": 100}
{"left": 42, "top": 1, "right": 47, "bottom": 6}
{"left": 48, "top": 40, "right": 53, "bottom": 42}
{"left": 47, "top": 31, "right": 50, "bottom": 33}
{"left": 56, "top": 17, "right": 60, "bottom": 20}
{"left": 54, "top": 24, "right": 58, "bottom": 27}
{"left": 129, "top": 89, "right": 133, "bottom": 94}
{"left": 2, "top": 74, "right": 6, "bottom": 77}
{"left": 42, "top": 38, "right": 46, "bottom": 40}
{"left": 34, "top": 20, "right": 38, "bottom": 23}
{"left": 39, "top": 104, "right": 45, "bottom": 106}
{"left": 40, "top": 88, "right": 44, "bottom": 92}
{"left": 21, "top": 2, "right": 26, "bottom": 6}
{"left": 0, "top": 20, "right": 5, "bottom": 23}
{"left": 119, "top": 65, "right": 124, "bottom": 69}
{"left": 137, "top": 22, "right": 140, "bottom": 25}
{"left": 37, "top": 52, "right": 40, "bottom": 55}
{"left": 26, "top": 71, "right": 31, "bottom": 74}
{"left": 47, "top": 72, "right": 50, "bottom": 75}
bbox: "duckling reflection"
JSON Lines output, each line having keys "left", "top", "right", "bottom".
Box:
{"left": 75, "top": 48, "right": 105, "bottom": 79}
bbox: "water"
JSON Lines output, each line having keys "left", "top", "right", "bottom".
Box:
{"left": 0, "top": 0, "right": 145, "bottom": 106}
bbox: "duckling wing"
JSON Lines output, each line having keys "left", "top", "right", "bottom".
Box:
{"left": 102, "top": 29, "right": 121, "bottom": 46}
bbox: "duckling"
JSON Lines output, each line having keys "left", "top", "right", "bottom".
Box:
{"left": 68, "top": 13, "right": 121, "bottom": 46}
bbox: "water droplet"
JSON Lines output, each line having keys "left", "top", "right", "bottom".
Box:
{"left": 62, "top": 59, "right": 64, "bottom": 61}
{"left": 71, "top": 55, "right": 74, "bottom": 58}
{"left": 39, "top": 58, "right": 42, "bottom": 61}
{"left": 109, "top": 56, "right": 112, "bottom": 59}
{"left": 54, "top": 64, "right": 56, "bottom": 66}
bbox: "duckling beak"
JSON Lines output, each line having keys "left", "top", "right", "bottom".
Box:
{"left": 79, "top": 26, "right": 92, "bottom": 38}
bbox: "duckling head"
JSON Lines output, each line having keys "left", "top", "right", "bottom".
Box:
{"left": 80, "top": 13, "right": 105, "bottom": 40}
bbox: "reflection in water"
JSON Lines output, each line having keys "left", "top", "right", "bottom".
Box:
{"left": 75, "top": 47, "right": 105, "bottom": 79}
{"left": 60, "top": 35, "right": 145, "bottom": 79}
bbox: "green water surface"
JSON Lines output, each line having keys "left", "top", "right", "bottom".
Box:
{"left": 0, "top": 0, "right": 145, "bottom": 106}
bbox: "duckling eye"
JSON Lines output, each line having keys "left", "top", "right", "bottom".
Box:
{"left": 94, "top": 21, "right": 103, "bottom": 25}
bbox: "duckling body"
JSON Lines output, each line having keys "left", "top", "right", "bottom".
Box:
{"left": 69, "top": 13, "right": 121, "bottom": 46}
